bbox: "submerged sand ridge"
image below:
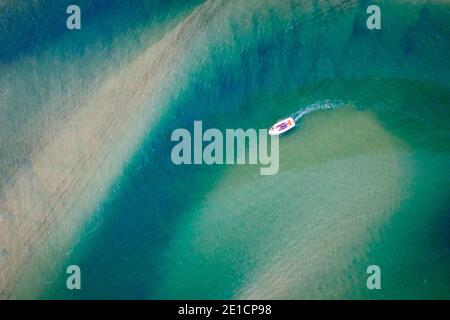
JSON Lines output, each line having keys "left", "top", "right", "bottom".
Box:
{"left": 2, "top": 0, "right": 448, "bottom": 299}
{"left": 0, "top": 0, "right": 362, "bottom": 297}
{"left": 0, "top": 2, "right": 226, "bottom": 298}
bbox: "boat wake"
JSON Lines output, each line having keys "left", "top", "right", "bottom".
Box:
{"left": 292, "top": 100, "right": 345, "bottom": 123}
{"left": 269, "top": 100, "right": 346, "bottom": 136}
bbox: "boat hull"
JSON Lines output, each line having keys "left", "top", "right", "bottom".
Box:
{"left": 268, "top": 117, "right": 296, "bottom": 136}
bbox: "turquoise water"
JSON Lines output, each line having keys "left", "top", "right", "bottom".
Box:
{"left": 1, "top": 0, "right": 449, "bottom": 299}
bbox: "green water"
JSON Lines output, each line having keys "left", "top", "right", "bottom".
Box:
{"left": 154, "top": 79, "right": 450, "bottom": 299}
{"left": 12, "top": 0, "right": 448, "bottom": 299}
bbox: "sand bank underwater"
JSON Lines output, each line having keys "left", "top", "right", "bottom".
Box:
{"left": 0, "top": 0, "right": 449, "bottom": 299}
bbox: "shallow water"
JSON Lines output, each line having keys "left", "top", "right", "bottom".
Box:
{"left": 1, "top": 0, "right": 449, "bottom": 299}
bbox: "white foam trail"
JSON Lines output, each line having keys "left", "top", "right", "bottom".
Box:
{"left": 292, "top": 100, "right": 346, "bottom": 123}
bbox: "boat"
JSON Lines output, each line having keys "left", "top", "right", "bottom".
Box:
{"left": 268, "top": 117, "right": 296, "bottom": 136}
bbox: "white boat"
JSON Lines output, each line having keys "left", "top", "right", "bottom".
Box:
{"left": 268, "top": 117, "right": 296, "bottom": 136}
